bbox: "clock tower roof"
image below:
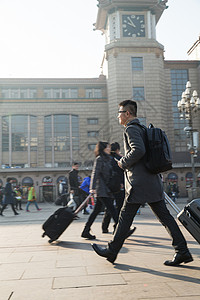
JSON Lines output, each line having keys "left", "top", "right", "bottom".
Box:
{"left": 95, "top": 0, "right": 168, "bottom": 31}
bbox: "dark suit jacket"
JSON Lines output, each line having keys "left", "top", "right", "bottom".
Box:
{"left": 120, "top": 118, "right": 164, "bottom": 205}
{"left": 69, "top": 169, "right": 79, "bottom": 191}
{"left": 4, "top": 182, "right": 15, "bottom": 204}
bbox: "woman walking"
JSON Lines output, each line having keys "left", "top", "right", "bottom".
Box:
{"left": 26, "top": 184, "right": 41, "bottom": 212}
{"left": 81, "top": 141, "right": 118, "bottom": 240}
{"left": 0, "top": 178, "right": 19, "bottom": 216}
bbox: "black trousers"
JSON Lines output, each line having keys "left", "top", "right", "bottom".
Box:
{"left": 102, "top": 189, "right": 124, "bottom": 231}
{"left": 1, "top": 203, "right": 17, "bottom": 214}
{"left": 109, "top": 200, "right": 188, "bottom": 254}
{"left": 85, "top": 197, "right": 118, "bottom": 229}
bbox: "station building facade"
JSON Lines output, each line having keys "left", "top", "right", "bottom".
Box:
{"left": 0, "top": 0, "right": 200, "bottom": 200}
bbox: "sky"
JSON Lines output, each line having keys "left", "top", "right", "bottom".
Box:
{"left": 0, "top": 0, "right": 199, "bottom": 78}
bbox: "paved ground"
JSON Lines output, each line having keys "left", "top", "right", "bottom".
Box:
{"left": 0, "top": 198, "right": 199, "bottom": 300}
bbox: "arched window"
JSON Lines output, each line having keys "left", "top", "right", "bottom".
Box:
{"left": 167, "top": 172, "right": 178, "bottom": 182}
{"left": 22, "top": 177, "right": 33, "bottom": 187}
{"left": 57, "top": 176, "right": 68, "bottom": 184}
{"left": 185, "top": 172, "right": 193, "bottom": 188}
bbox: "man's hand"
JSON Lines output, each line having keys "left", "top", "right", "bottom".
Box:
{"left": 117, "top": 161, "right": 123, "bottom": 169}
{"left": 90, "top": 189, "right": 96, "bottom": 195}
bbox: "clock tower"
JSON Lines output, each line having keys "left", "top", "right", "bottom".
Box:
{"left": 95, "top": 0, "right": 169, "bottom": 142}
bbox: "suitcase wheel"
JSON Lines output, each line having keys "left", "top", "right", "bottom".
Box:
{"left": 48, "top": 239, "right": 54, "bottom": 244}
{"left": 42, "top": 232, "right": 46, "bottom": 238}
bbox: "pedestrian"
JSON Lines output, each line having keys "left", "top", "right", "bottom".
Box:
{"left": 79, "top": 176, "right": 91, "bottom": 214}
{"left": 166, "top": 183, "right": 172, "bottom": 197}
{"left": 14, "top": 185, "right": 23, "bottom": 210}
{"left": 26, "top": 184, "right": 41, "bottom": 212}
{"left": 0, "top": 178, "right": 19, "bottom": 216}
{"left": 102, "top": 142, "right": 136, "bottom": 234}
{"left": 0, "top": 183, "right": 4, "bottom": 207}
{"left": 58, "top": 180, "right": 65, "bottom": 196}
{"left": 92, "top": 100, "right": 193, "bottom": 266}
{"left": 69, "top": 162, "right": 81, "bottom": 207}
{"left": 81, "top": 141, "right": 119, "bottom": 240}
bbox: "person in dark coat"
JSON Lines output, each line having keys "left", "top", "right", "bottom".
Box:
{"left": 69, "top": 162, "right": 79, "bottom": 193}
{"left": 102, "top": 142, "right": 136, "bottom": 235}
{"left": 81, "top": 141, "right": 119, "bottom": 240}
{"left": 69, "top": 162, "right": 88, "bottom": 213}
{"left": 0, "top": 178, "right": 19, "bottom": 216}
{"left": 92, "top": 100, "right": 193, "bottom": 266}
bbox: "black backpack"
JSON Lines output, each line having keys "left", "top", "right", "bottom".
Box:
{"left": 137, "top": 123, "right": 173, "bottom": 174}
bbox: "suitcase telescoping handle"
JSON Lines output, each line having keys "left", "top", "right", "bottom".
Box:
{"left": 74, "top": 194, "right": 91, "bottom": 215}
{"left": 164, "top": 192, "right": 181, "bottom": 214}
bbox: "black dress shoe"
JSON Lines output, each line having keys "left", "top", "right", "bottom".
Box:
{"left": 164, "top": 252, "right": 193, "bottom": 266}
{"left": 125, "top": 227, "right": 136, "bottom": 239}
{"left": 91, "top": 243, "right": 117, "bottom": 264}
{"left": 102, "top": 229, "right": 109, "bottom": 233}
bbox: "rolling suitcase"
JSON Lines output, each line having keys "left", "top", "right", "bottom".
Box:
{"left": 164, "top": 192, "right": 200, "bottom": 244}
{"left": 42, "top": 194, "right": 91, "bottom": 243}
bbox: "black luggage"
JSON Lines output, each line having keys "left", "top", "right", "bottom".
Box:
{"left": 42, "top": 194, "right": 90, "bottom": 243}
{"left": 165, "top": 192, "right": 200, "bottom": 244}
{"left": 55, "top": 193, "right": 69, "bottom": 206}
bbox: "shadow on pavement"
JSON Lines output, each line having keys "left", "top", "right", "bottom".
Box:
{"left": 114, "top": 263, "right": 200, "bottom": 284}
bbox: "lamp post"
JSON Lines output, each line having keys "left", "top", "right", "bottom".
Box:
{"left": 177, "top": 81, "right": 200, "bottom": 194}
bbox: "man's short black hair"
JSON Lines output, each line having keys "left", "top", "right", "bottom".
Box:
{"left": 111, "top": 142, "right": 120, "bottom": 152}
{"left": 119, "top": 100, "right": 137, "bottom": 116}
{"left": 72, "top": 162, "right": 79, "bottom": 166}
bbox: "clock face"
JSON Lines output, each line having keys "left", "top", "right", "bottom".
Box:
{"left": 122, "top": 15, "right": 145, "bottom": 37}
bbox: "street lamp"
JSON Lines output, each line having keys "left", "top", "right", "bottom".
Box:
{"left": 177, "top": 81, "right": 200, "bottom": 194}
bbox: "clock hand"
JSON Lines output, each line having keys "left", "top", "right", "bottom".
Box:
{"left": 127, "top": 17, "right": 136, "bottom": 27}
{"left": 127, "top": 22, "right": 136, "bottom": 28}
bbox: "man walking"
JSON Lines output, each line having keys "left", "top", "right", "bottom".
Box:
{"left": 92, "top": 99, "right": 193, "bottom": 266}
{"left": 0, "top": 178, "right": 19, "bottom": 216}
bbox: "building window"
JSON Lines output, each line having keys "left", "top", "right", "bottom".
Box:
{"left": 44, "top": 89, "right": 52, "bottom": 98}
{"left": 44, "top": 88, "right": 78, "bottom": 99}
{"left": 53, "top": 89, "right": 60, "bottom": 98}
{"left": 2, "top": 115, "right": 38, "bottom": 167}
{"left": 88, "top": 131, "right": 99, "bottom": 137}
{"left": 88, "top": 144, "right": 96, "bottom": 151}
{"left": 131, "top": 57, "right": 143, "bottom": 71}
{"left": 70, "top": 89, "right": 78, "bottom": 98}
{"left": 10, "top": 89, "right": 20, "bottom": 98}
{"left": 1, "top": 89, "right": 9, "bottom": 98}
{"left": 20, "top": 89, "right": 28, "bottom": 98}
{"left": 170, "top": 69, "right": 188, "bottom": 152}
{"left": 44, "top": 114, "right": 79, "bottom": 163}
{"left": 133, "top": 87, "right": 145, "bottom": 101}
{"left": 62, "top": 89, "right": 69, "bottom": 98}
{"left": 87, "top": 118, "right": 98, "bottom": 125}
{"left": 11, "top": 115, "right": 28, "bottom": 151}
{"left": 29, "top": 89, "right": 37, "bottom": 98}
{"left": 2, "top": 116, "right": 9, "bottom": 151}
{"left": 1, "top": 88, "right": 37, "bottom": 99}
{"left": 86, "top": 89, "right": 102, "bottom": 98}
{"left": 30, "top": 116, "right": 37, "bottom": 151}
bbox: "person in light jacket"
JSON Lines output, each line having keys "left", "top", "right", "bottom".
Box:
{"left": 26, "top": 184, "right": 41, "bottom": 212}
